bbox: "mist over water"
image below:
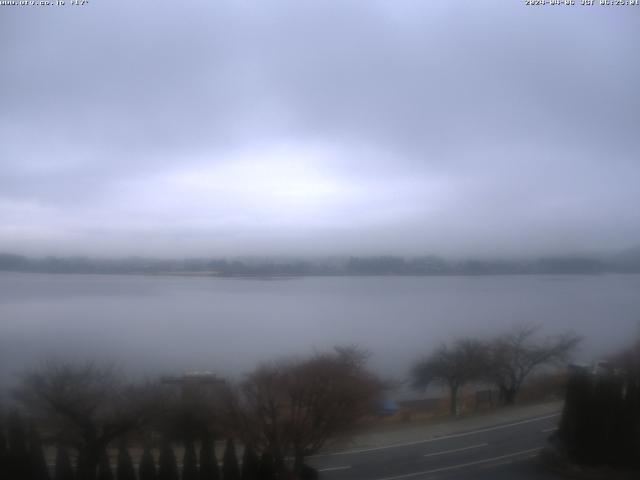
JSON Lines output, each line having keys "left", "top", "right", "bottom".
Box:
{"left": 1, "top": 272, "right": 638, "bottom": 391}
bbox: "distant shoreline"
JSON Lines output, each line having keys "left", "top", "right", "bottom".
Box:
{"left": 2, "top": 251, "right": 639, "bottom": 278}
{"left": 2, "top": 270, "right": 640, "bottom": 280}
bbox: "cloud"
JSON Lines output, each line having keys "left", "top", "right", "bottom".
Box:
{"left": 1, "top": 1, "right": 639, "bottom": 256}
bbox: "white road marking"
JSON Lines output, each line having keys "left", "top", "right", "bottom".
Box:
{"left": 541, "top": 427, "right": 557, "bottom": 433}
{"left": 374, "top": 447, "right": 543, "bottom": 480}
{"left": 476, "top": 454, "right": 540, "bottom": 471}
{"left": 318, "top": 465, "right": 352, "bottom": 472}
{"left": 423, "top": 443, "right": 488, "bottom": 457}
{"left": 311, "top": 413, "right": 560, "bottom": 457}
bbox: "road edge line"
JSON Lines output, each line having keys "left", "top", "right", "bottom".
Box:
{"left": 312, "top": 412, "right": 560, "bottom": 457}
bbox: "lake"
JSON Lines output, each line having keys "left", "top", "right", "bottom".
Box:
{"left": 1, "top": 272, "right": 639, "bottom": 390}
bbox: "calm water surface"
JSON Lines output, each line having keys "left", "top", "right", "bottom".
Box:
{"left": 1, "top": 272, "right": 639, "bottom": 388}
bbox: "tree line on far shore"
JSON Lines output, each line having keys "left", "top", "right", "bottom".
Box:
{"left": 2, "top": 252, "right": 638, "bottom": 276}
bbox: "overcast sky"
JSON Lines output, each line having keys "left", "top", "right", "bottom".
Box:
{"left": 1, "top": 1, "right": 639, "bottom": 258}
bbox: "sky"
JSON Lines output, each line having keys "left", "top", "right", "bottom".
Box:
{"left": 1, "top": 0, "right": 639, "bottom": 258}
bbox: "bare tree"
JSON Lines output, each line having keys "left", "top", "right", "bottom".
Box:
{"left": 486, "top": 324, "right": 581, "bottom": 405}
{"left": 412, "top": 338, "right": 487, "bottom": 416}
{"left": 156, "top": 374, "right": 226, "bottom": 443}
{"left": 231, "top": 346, "right": 382, "bottom": 472}
{"left": 15, "top": 361, "right": 162, "bottom": 480}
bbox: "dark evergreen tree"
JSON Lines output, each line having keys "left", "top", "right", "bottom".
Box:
{"left": 7, "top": 411, "right": 30, "bottom": 480}
{"left": 97, "top": 449, "right": 114, "bottom": 480}
{"left": 182, "top": 440, "right": 198, "bottom": 480}
{"left": 558, "top": 362, "right": 640, "bottom": 468}
{"left": 157, "top": 440, "right": 179, "bottom": 480}
{"left": 0, "top": 422, "right": 6, "bottom": 480}
{"left": 221, "top": 439, "right": 240, "bottom": 480}
{"left": 77, "top": 446, "right": 100, "bottom": 480}
{"left": 138, "top": 445, "right": 156, "bottom": 480}
{"left": 240, "top": 444, "right": 259, "bottom": 480}
{"left": 53, "top": 446, "right": 74, "bottom": 480}
{"left": 116, "top": 444, "right": 136, "bottom": 480}
{"left": 558, "top": 368, "right": 596, "bottom": 464}
{"left": 296, "top": 464, "right": 318, "bottom": 480}
{"left": 257, "top": 453, "right": 275, "bottom": 480}
{"left": 29, "top": 426, "right": 51, "bottom": 480}
{"left": 198, "top": 435, "right": 219, "bottom": 480}
{"left": 621, "top": 362, "right": 640, "bottom": 468}
{"left": 592, "top": 374, "right": 624, "bottom": 465}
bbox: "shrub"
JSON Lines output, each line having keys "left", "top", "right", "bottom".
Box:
{"left": 182, "top": 440, "right": 198, "bottom": 480}
{"left": 97, "top": 449, "right": 114, "bottom": 480}
{"left": 116, "top": 444, "right": 136, "bottom": 480}
{"left": 222, "top": 439, "right": 240, "bottom": 480}
{"left": 240, "top": 444, "right": 259, "bottom": 480}
{"left": 198, "top": 435, "right": 219, "bottom": 480}
{"left": 29, "top": 426, "right": 51, "bottom": 480}
{"left": 157, "top": 440, "right": 179, "bottom": 480}
{"left": 53, "top": 446, "right": 75, "bottom": 480}
{"left": 139, "top": 445, "right": 157, "bottom": 480}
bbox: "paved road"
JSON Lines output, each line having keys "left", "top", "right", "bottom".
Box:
{"left": 309, "top": 413, "right": 565, "bottom": 479}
